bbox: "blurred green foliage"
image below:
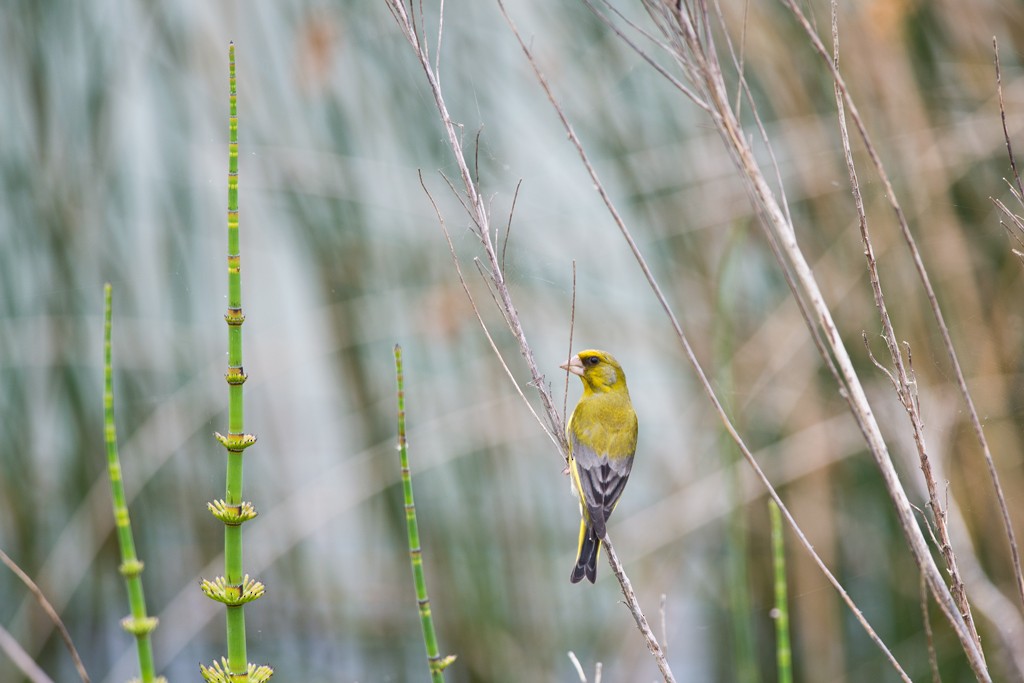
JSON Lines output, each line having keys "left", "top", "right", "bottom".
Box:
{"left": 3, "top": 1, "right": 1024, "bottom": 681}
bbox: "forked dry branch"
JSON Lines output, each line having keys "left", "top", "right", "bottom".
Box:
{"left": 386, "top": 2, "right": 675, "bottom": 680}
{"left": 496, "top": 0, "right": 911, "bottom": 678}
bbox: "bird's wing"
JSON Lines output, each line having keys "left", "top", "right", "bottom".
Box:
{"left": 570, "top": 433, "right": 634, "bottom": 538}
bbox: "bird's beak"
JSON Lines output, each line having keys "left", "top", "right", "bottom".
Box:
{"left": 560, "top": 354, "right": 584, "bottom": 376}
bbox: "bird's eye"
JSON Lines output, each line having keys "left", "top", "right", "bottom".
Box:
{"left": 586, "top": 356, "right": 600, "bottom": 366}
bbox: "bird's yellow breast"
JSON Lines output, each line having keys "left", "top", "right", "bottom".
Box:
{"left": 570, "top": 390, "right": 637, "bottom": 459}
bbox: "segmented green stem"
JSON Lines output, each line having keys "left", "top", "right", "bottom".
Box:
{"left": 200, "top": 44, "right": 271, "bottom": 683}
{"left": 395, "top": 345, "right": 453, "bottom": 682}
{"left": 103, "top": 283, "right": 159, "bottom": 683}
{"left": 770, "top": 500, "right": 793, "bottom": 683}
{"left": 224, "top": 40, "right": 248, "bottom": 678}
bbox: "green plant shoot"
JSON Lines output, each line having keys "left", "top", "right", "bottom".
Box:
{"left": 770, "top": 500, "right": 793, "bottom": 683}
{"left": 199, "top": 43, "right": 271, "bottom": 683}
{"left": 394, "top": 344, "right": 455, "bottom": 682}
{"left": 103, "top": 283, "right": 163, "bottom": 683}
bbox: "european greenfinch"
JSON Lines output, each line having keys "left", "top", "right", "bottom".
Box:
{"left": 561, "top": 349, "right": 638, "bottom": 583}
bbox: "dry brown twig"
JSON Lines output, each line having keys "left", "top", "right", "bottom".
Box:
{"left": 388, "top": 2, "right": 675, "bottom": 679}
{"left": 0, "top": 624, "right": 56, "bottom": 683}
{"left": 996, "top": 41, "right": 1024, "bottom": 266}
{"left": 497, "top": 0, "right": 910, "bottom": 679}
{"left": 386, "top": 0, "right": 564, "bottom": 449}
{"left": 829, "top": 0, "right": 982, "bottom": 657}
{"left": 418, "top": 171, "right": 558, "bottom": 452}
{"left": 919, "top": 573, "right": 942, "bottom": 683}
{"left": 786, "top": 0, "right": 1023, "bottom": 661}
{"left": 563, "top": 259, "right": 577, "bottom": 431}
{"left": 389, "top": 0, "right": 1014, "bottom": 679}
{"left": 663, "top": 0, "right": 994, "bottom": 676}
{"left": 943, "top": 492, "right": 1024, "bottom": 678}
{"left": 0, "top": 548, "right": 90, "bottom": 683}
{"left": 996, "top": 39, "right": 1024, "bottom": 201}
{"left": 576, "top": 0, "right": 992, "bottom": 678}
{"left": 659, "top": 593, "right": 668, "bottom": 656}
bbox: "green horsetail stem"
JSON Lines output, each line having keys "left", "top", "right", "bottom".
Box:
{"left": 770, "top": 500, "right": 793, "bottom": 683}
{"left": 103, "top": 283, "right": 164, "bottom": 683}
{"left": 199, "top": 43, "right": 271, "bottom": 683}
{"left": 394, "top": 345, "right": 455, "bottom": 682}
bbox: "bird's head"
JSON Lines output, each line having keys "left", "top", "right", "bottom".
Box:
{"left": 560, "top": 349, "right": 627, "bottom": 393}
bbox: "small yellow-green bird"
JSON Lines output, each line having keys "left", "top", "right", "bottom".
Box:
{"left": 561, "top": 349, "right": 638, "bottom": 583}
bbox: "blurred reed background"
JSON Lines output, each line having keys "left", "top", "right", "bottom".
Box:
{"left": 3, "top": 0, "right": 1024, "bottom": 681}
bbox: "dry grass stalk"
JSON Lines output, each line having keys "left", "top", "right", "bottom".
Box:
{"left": 497, "top": 0, "right": 910, "bottom": 678}
{"left": 387, "top": 2, "right": 675, "bottom": 679}
{"left": 829, "top": 0, "right": 982, "bottom": 659}
{"left": 590, "top": 0, "right": 992, "bottom": 678}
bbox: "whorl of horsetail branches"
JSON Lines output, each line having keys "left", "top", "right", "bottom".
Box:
{"left": 199, "top": 43, "right": 272, "bottom": 683}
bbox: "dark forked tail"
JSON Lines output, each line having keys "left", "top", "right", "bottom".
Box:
{"left": 571, "top": 519, "right": 602, "bottom": 584}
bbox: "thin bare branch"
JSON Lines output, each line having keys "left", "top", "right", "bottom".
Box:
{"left": 0, "top": 548, "right": 90, "bottom": 683}
{"left": 419, "top": 170, "right": 559, "bottom": 449}
{"left": 731, "top": 2, "right": 748, "bottom": 117}
{"left": 501, "top": 178, "right": 522, "bottom": 275}
{"left": 995, "top": 38, "right": 1024, "bottom": 200}
{"left": 994, "top": 196, "right": 1024, "bottom": 267}
{"left": 473, "top": 127, "right": 482, "bottom": 188}
{"left": 389, "top": 3, "right": 683, "bottom": 678}
{"left": 831, "top": 0, "right": 981, "bottom": 653}
{"left": 659, "top": 593, "right": 669, "bottom": 656}
{"left": 584, "top": 0, "right": 711, "bottom": 112}
{"left": 496, "top": 1, "right": 910, "bottom": 678}
{"left": 567, "top": 651, "right": 601, "bottom": 683}
{"left": 595, "top": 0, "right": 992, "bottom": 674}
{"left": 920, "top": 573, "right": 943, "bottom": 683}
{"left": 388, "top": 0, "right": 566, "bottom": 456}
{"left": 603, "top": 536, "right": 676, "bottom": 683}
{"left": 710, "top": 2, "right": 794, "bottom": 230}
{"left": 949, "top": 498, "right": 1024, "bottom": 680}
{"left": 776, "top": 2, "right": 1014, "bottom": 671}
{"left": 563, "top": 260, "right": 577, "bottom": 430}
{"left": 0, "top": 624, "right": 56, "bottom": 683}
{"left": 435, "top": 0, "right": 444, "bottom": 82}
{"left": 568, "top": 651, "right": 587, "bottom": 683}
{"left": 861, "top": 333, "right": 898, "bottom": 390}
